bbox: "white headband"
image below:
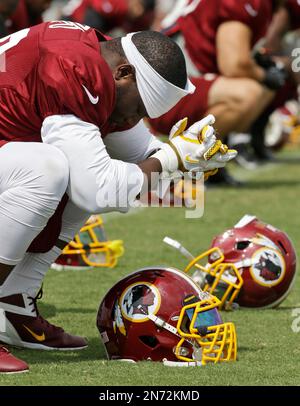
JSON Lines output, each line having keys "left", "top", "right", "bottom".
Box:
{"left": 121, "top": 32, "right": 195, "bottom": 119}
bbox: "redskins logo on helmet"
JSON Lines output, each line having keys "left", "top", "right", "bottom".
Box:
{"left": 97, "top": 267, "right": 237, "bottom": 366}
{"left": 120, "top": 282, "right": 161, "bottom": 323}
{"left": 250, "top": 247, "right": 285, "bottom": 286}
{"left": 164, "top": 215, "right": 297, "bottom": 309}
{"left": 52, "top": 215, "right": 124, "bottom": 271}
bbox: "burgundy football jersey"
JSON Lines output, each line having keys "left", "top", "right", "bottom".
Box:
{"left": 177, "top": 0, "right": 273, "bottom": 74}
{"left": 0, "top": 21, "right": 116, "bottom": 148}
{"left": 286, "top": 0, "right": 300, "bottom": 29}
{"left": 64, "top": 0, "right": 154, "bottom": 33}
{"left": 6, "top": 0, "right": 43, "bottom": 34}
{"left": 65, "top": 0, "right": 128, "bottom": 32}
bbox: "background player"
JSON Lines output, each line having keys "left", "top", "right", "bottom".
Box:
{"left": 149, "top": 0, "right": 288, "bottom": 181}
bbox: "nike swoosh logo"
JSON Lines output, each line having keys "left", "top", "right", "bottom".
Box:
{"left": 23, "top": 325, "right": 46, "bottom": 342}
{"left": 82, "top": 84, "right": 99, "bottom": 104}
{"left": 185, "top": 154, "right": 200, "bottom": 164}
{"left": 245, "top": 3, "right": 258, "bottom": 17}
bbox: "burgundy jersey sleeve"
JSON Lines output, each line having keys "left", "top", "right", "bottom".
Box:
{"left": 36, "top": 22, "right": 115, "bottom": 130}
{"left": 219, "top": 0, "right": 273, "bottom": 45}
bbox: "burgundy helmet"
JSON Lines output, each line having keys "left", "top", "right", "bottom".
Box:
{"left": 184, "top": 215, "right": 297, "bottom": 309}
{"left": 97, "top": 267, "right": 237, "bottom": 366}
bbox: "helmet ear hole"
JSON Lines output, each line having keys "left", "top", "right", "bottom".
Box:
{"left": 139, "top": 336, "right": 159, "bottom": 348}
{"left": 236, "top": 241, "right": 250, "bottom": 250}
{"left": 205, "top": 274, "right": 215, "bottom": 285}
{"left": 277, "top": 240, "right": 287, "bottom": 254}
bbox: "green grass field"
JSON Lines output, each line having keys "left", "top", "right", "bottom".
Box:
{"left": 1, "top": 150, "right": 300, "bottom": 386}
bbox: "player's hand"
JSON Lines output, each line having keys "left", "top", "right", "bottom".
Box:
{"left": 254, "top": 48, "right": 288, "bottom": 90}
{"left": 169, "top": 115, "right": 237, "bottom": 173}
{"left": 263, "top": 65, "right": 287, "bottom": 90}
{"left": 253, "top": 48, "right": 276, "bottom": 69}
{"left": 152, "top": 115, "right": 237, "bottom": 175}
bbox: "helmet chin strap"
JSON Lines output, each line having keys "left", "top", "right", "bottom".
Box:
{"left": 116, "top": 359, "right": 204, "bottom": 367}
{"left": 147, "top": 314, "right": 179, "bottom": 337}
{"left": 163, "top": 236, "right": 195, "bottom": 261}
{"left": 234, "top": 259, "right": 253, "bottom": 269}
{"left": 115, "top": 359, "right": 137, "bottom": 363}
{"left": 191, "top": 269, "right": 207, "bottom": 287}
{"left": 147, "top": 314, "right": 203, "bottom": 365}
{"left": 163, "top": 360, "right": 203, "bottom": 367}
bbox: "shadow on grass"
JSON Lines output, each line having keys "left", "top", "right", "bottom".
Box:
{"left": 274, "top": 306, "right": 300, "bottom": 311}
{"left": 206, "top": 178, "right": 300, "bottom": 190}
{"left": 274, "top": 156, "right": 300, "bottom": 164}
{"left": 38, "top": 303, "right": 56, "bottom": 318}
{"left": 12, "top": 337, "right": 107, "bottom": 365}
{"left": 236, "top": 179, "right": 300, "bottom": 190}
{"left": 237, "top": 345, "right": 266, "bottom": 353}
{"left": 249, "top": 155, "right": 300, "bottom": 165}
{"left": 38, "top": 302, "right": 96, "bottom": 318}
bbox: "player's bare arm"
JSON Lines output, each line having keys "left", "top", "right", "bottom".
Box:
{"left": 264, "top": 6, "right": 291, "bottom": 53}
{"left": 216, "top": 21, "right": 266, "bottom": 82}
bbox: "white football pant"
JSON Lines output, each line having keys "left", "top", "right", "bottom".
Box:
{"left": 0, "top": 142, "right": 69, "bottom": 266}
{"left": 0, "top": 200, "right": 89, "bottom": 298}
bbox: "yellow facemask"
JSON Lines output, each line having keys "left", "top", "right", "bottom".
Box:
{"left": 60, "top": 215, "right": 124, "bottom": 269}
{"left": 175, "top": 294, "right": 237, "bottom": 364}
{"left": 183, "top": 248, "right": 243, "bottom": 310}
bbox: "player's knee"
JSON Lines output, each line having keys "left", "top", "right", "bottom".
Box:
{"left": 231, "top": 79, "right": 265, "bottom": 110}
{"left": 36, "top": 145, "right": 69, "bottom": 198}
{"left": 71, "top": 186, "right": 106, "bottom": 214}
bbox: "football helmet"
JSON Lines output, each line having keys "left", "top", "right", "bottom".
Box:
{"left": 264, "top": 102, "right": 300, "bottom": 151}
{"left": 52, "top": 216, "right": 124, "bottom": 271}
{"left": 97, "top": 267, "right": 237, "bottom": 366}
{"left": 165, "top": 215, "right": 297, "bottom": 309}
{"left": 173, "top": 177, "right": 207, "bottom": 209}
{"left": 143, "top": 175, "right": 205, "bottom": 209}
